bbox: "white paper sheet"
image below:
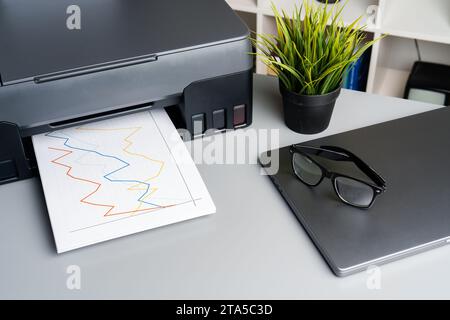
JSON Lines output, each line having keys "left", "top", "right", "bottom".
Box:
{"left": 32, "top": 109, "right": 215, "bottom": 253}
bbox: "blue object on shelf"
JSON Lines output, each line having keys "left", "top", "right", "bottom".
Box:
{"left": 343, "top": 48, "right": 372, "bottom": 92}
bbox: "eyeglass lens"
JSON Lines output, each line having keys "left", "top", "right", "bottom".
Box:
{"left": 334, "top": 176, "right": 375, "bottom": 207}
{"left": 292, "top": 152, "right": 323, "bottom": 186}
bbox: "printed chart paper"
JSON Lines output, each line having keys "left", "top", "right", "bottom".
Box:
{"left": 33, "top": 109, "right": 215, "bottom": 253}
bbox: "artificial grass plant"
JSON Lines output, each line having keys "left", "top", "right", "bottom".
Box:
{"left": 252, "top": 0, "right": 385, "bottom": 95}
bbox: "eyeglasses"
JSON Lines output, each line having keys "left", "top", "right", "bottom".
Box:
{"left": 289, "top": 144, "right": 386, "bottom": 209}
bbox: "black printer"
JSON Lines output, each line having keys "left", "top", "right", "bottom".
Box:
{"left": 0, "top": 0, "right": 253, "bottom": 185}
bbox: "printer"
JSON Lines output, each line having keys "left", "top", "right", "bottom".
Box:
{"left": 0, "top": 0, "right": 253, "bottom": 185}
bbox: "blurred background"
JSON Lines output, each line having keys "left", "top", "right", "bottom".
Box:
{"left": 227, "top": 0, "right": 450, "bottom": 105}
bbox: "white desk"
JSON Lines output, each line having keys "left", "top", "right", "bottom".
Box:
{"left": 1, "top": 74, "right": 448, "bottom": 299}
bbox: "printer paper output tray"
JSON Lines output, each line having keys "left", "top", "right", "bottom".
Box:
{"left": 0, "top": 0, "right": 253, "bottom": 185}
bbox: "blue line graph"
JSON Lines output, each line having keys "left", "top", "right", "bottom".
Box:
{"left": 45, "top": 132, "right": 162, "bottom": 208}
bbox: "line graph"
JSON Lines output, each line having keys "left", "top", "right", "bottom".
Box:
{"left": 33, "top": 110, "right": 215, "bottom": 252}
{"left": 45, "top": 131, "right": 163, "bottom": 210}
{"left": 49, "top": 147, "right": 114, "bottom": 214}
{"left": 52, "top": 127, "right": 164, "bottom": 212}
{"left": 48, "top": 147, "right": 170, "bottom": 217}
{"left": 69, "top": 197, "right": 202, "bottom": 233}
{"left": 75, "top": 126, "right": 165, "bottom": 211}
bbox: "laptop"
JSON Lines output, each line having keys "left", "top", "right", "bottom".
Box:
{"left": 260, "top": 107, "right": 450, "bottom": 277}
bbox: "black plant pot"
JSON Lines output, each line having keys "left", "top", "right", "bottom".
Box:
{"left": 280, "top": 82, "right": 341, "bottom": 134}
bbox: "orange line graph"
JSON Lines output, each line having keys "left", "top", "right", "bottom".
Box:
{"left": 75, "top": 126, "right": 165, "bottom": 210}
{"left": 48, "top": 147, "right": 173, "bottom": 217}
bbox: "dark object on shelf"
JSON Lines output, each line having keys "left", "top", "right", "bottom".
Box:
{"left": 280, "top": 82, "right": 341, "bottom": 134}
{"left": 404, "top": 61, "right": 450, "bottom": 106}
{"left": 260, "top": 106, "right": 450, "bottom": 276}
{"left": 0, "top": 0, "right": 253, "bottom": 185}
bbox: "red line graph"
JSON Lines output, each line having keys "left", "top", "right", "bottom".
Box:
{"left": 48, "top": 147, "right": 174, "bottom": 217}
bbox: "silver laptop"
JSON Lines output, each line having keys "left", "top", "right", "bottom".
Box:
{"left": 260, "top": 107, "right": 450, "bottom": 277}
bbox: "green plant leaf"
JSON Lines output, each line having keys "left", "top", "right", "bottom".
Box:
{"left": 250, "top": 0, "right": 385, "bottom": 95}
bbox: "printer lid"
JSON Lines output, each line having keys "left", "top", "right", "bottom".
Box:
{"left": 0, "top": 0, "right": 249, "bottom": 85}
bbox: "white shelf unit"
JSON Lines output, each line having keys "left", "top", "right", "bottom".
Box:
{"left": 226, "top": 0, "right": 257, "bottom": 13}
{"left": 227, "top": 0, "right": 450, "bottom": 99}
{"left": 380, "top": 0, "right": 450, "bottom": 45}
{"left": 259, "top": 0, "right": 378, "bottom": 30}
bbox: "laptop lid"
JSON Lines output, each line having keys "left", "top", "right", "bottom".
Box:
{"left": 261, "top": 107, "right": 450, "bottom": 276}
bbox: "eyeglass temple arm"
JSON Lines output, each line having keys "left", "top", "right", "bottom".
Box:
{"left": 321, "top": 145, "right": 386, "bottom": 188}
{"left": 291, "top": 145, "right": 349, "bottom": 160}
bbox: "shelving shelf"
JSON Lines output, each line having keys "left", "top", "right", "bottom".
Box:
{"left": 227, "top": 0, "right": 450, "bottom": 100}
{"left": 258, "top": 0, "right": 379, "bottom": 32}
{"left": 225, "top": 0, "right": 257, "bottom": 13}
{"left": 372, "top": 67, "right": 410, "bottom": 98}
{"left": 379, "top": 0, "right": 450, "bottom": 45}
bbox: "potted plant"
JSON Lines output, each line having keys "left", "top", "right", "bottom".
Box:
{"left": 252, "top": 1, "right": 384, "bottom": 134}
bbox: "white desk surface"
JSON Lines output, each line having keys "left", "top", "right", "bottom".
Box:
{"left": 1, "top": 74, "right": 448, "bottom": 299}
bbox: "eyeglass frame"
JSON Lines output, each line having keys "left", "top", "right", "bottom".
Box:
{"left": 289, "top": 144, "right": 387, "bottom": 209}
